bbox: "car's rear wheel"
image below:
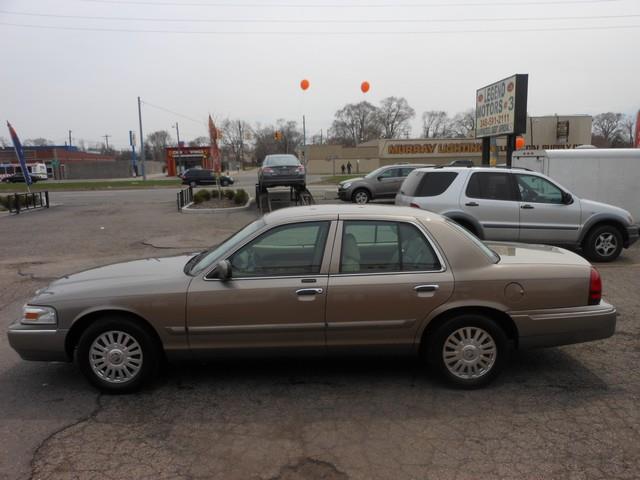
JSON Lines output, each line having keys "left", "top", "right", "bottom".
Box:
{"left": 76, "top": 316, "right": 159, "bottom": 393}
{"left": 426, "top": 314, "right": 508, "bottom": 388}
{"left": 352, "top": 189, "right": 370, "bottom": 204}
{"left": 584, "top": 224, "right": 623, "bottom": 262}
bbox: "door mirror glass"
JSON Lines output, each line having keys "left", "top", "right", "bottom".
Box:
{"left": 215, "top": 260, "right": 232, "bottom": 281}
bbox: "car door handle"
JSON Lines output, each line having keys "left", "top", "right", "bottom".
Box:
{"left": 414, "top": 285, "right": 439, "bottom": 293}
{"left": 521, "top": 204, "right": 535, "bottom": 209}
{"left": 296, "top": 288, "right": 324, "bottom": 296}
{"left": 465, "top": 202, "right": 479, "bottom": 207}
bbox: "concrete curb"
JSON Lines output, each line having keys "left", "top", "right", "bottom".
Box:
{"left": 181, "top": 198, "right": 254, "bottom": 214}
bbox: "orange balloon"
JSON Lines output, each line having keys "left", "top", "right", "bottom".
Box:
{"left": 515, "top": 136, "right": 526, "bottom": 150}
{"left": 300, "top": 79, "right": 310, "bottom": 91}
{"left": 361, "top": 81, "right": 370, "bottom": 93}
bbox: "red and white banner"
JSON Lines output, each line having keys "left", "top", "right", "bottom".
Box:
{"left": 635, "top": 111, "right": 640, "bottom": 148}
{"left": 208, "top": 115, "right": 221, "bottom": 173}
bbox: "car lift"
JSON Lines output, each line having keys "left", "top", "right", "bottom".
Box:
{"left": 255, "top": 184, "right": 315, "bottom": 214}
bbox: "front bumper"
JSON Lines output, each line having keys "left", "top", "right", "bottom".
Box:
{"left": 510, "top": 300, "right": 616, "bottom": 349}
{"left": 625, "top": 224, "right": 639, "bottom": 248}
{"left": 337, "top": 188, "right": 352, "bottom": 201}
{"left": 7, "top": 323, "right": 70, "bottom": 362}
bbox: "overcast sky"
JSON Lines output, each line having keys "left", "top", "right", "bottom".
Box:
{"left": 1, "top": 0, "right": 638, "bottom": 149}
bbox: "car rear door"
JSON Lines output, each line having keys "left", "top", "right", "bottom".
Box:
{"left": 460, "top": 171, "right": 520, "bottom": 240}
{"left": 375, "top": 168, "right": 404, "bottom": 197}
{"left": 515, "top": 173, "right": 582, "bottom": 244}
{"left": 186, "top": 219, "right": 337, "bottom": 354}
{"left": 324, "top": 218, "right": 454, "bottom": 353}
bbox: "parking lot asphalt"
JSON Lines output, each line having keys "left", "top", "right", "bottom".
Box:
{"left": 1, "top": 189, "right": 639, "bottom": 480}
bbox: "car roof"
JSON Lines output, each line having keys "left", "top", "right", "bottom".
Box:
{"left": 413, "top": 166, "right": 533, "bottom": 173}
{"left": 263, "top": 204, "right": 446, "bottom": 225}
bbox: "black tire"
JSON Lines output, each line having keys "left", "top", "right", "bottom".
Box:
{"left": 76, "top": 316, "right": 160, "bottom": 393}
{"left": 426, "top": 313, "right": 508, "bottom": 389}
{"left": 220, "top": 179, "right": 229, "bottom": 187}
{"left": 583, "top": 224, "right": 623, "bottom": 262}
{"left": 352, "top": 188, "right": 370, "bottom": 204}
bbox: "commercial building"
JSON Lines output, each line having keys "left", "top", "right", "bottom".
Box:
{"left": 305, "top": 115, "right": 592, "bottom": 175}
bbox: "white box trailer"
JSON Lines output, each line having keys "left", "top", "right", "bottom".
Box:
{"left": 512, "top": 148, "right": 640, "bottom": 221}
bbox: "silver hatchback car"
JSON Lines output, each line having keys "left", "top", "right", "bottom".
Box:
{"left": 395, "top": 166, "right": 639, "bottom": 262}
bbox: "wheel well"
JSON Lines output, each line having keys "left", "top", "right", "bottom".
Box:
{"left": 65, "top": 310, "right": 165, "bottom": 361}
{"left": 448, "top": 217, "right": 481, "bottom": 238}
{"left": 420, "top": 306, "right": 518, "bottom": 352}
{"left": 583, "top": 221, "right": 627, "bottom": 245}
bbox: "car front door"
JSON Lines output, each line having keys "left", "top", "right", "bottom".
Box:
{"left": 460, "top": 171, "right": 520, "bottom": 241}
{"left": 374, "top": 168, "right": 403, "bottom": 197}
{"left": 186, "top": 219, "right": 336, "bottom": 354}
{"left": 325, "top": 219, "right": 454, "bottom": 352}
{"left": 515, "top": 173, "right": 582, "bottom": 244}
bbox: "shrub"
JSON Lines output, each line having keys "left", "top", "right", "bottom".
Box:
{"left": 234, "top": 189, "right": 249, "bottom": 205}
{"left": 0, "top": 195, "right": 8, "bottom": 210}
{"left": 193, "top": 189, "right": 211, "bottom": 204}
{"left": 224, "top": 189, "right": 235, "bottom": 200}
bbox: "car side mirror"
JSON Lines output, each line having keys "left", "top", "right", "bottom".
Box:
{"left": 215, "top": 260, "right": 232, "bottom": 281}
{"left": 377, "top": 176, "right": 384, "bottom": 181}
{"left": 562, "top": 192, "right": 573, "bottom": 204}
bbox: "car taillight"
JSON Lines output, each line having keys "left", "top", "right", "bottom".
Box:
{"left": 588, "top": 267, "right": 602, "bottom": 305}
{"left": 409, "top": 203, "right": 421, "bottom": 209}
{"left": 262, "top": 167, "right": 274, "bottom": 174}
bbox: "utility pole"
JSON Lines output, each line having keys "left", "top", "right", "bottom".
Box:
{"left": 102, "top": 134, "right": 111, "bottom": 150}
{"left": 238, "top": 120, "right": 244, "bottom": 172}
{"left": 302, "top": 115, "right": 307, "bottom": 165}
{"left": 68, "top": 130, "right": 72, "bottom": 148}
{"left": 173, "top": 122, "right": 181, "bottom": 147}
{"left": 138, "top": 96, "right": 146, "bottom": 180}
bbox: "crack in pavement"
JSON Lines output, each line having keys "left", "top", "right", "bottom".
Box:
{"left": 268, "top": 457, "right": 349, "bottom": 480}
{"left": 29, "top": 394, "right": 103, "bottom": 480}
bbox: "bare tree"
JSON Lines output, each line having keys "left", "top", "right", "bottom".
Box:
{"left": 421, "top": 111, "right": 450, "bottom": 138}
{"left": 252, "top": 120, "right": 303, "bottom": 163}
{"left": 23, "top": 138, "right": 52, "bottom": 147}
{"left": 77, "top": 139, "right": 87, "bottom": 151}
{"left": 376, "top": 97, "right": 415, "bottom": 139}
{"left": 0, "top": 136, "right": 9, "bottom": 147}
{"left": 329, "top": 101, "right": 381, "bottom": 146}
{"left": 146, "top": 130, "right": 173, "bottom": 162}
{"left": 188, "top": 136, "right": 209, "bottom": 147}
{"left": 449, "top": 109, "right": 476, "bottom": 138}
{"left": 592, "top": 112, "right": 624, "bottom": 146}
{"left": 221, "top": 119, "right": 253, "bottom": 169}
{"left": 621, "top": 115, "right": 636, "bottom": 147}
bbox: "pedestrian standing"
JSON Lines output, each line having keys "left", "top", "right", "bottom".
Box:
{"left": 341, "top": 164, "right": 346, "bottom": 174}
{"left": 347, "top": 161, "right": 352, "bottom": 174}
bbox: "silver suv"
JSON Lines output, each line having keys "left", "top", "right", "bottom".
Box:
{"left": 395, "top": 166, "right": 639, "bottom": 262}
{"left": 338, "top": 164, "right": 432, "bottom": 204}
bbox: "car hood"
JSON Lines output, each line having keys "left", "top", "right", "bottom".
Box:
{"left": 579, "top": 198, "right": 633, "bottom": 222}
{"left": 32, "top": 254, "right": 195, "bottom": 302}
{"left": 339, "top": 177, "right": 364, "bottom": 186}
{"left": 486, "top": 242, "right": 590, "bottom": 266}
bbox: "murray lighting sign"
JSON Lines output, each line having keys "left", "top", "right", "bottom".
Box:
{"left": 475, "top": 74, "right": 528, "bottom": 138}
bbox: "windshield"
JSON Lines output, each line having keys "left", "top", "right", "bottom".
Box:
{"left": 187, "top": 218, "right": 266, "bottom": 275}
{"left": 365, "top": 167, "right": 386, "bottom": 179}
{"left": 445, "top": 219, "right": 500, "bottom": 264}
{"left": 264, "top": 155, "right": 300, "bottom": 166}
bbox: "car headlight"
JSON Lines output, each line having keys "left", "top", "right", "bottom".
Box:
{"left": 342, "top": 182, "right": 352, "bottom": 189}
{"left": 21, "top": 305, "right": 57, "bottom": 325}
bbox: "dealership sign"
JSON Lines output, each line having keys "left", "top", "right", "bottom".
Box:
{"left": 475, "top": 74, "right": 528, "bottom": 138}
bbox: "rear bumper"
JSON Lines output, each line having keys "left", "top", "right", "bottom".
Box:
{"left": 510, "top": 301, "right": 616, "bottom": 349}
{"left": 260, "top": 177, "right": 306, "bottom": 188}
{"left": 7, "top": 323, "right": 70, "bottom": 362}
{"left": 625, "top": 224, "right": 639, "bottom": 248}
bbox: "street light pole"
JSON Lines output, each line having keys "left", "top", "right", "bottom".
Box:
{"left": 68, "top": 130, "right": 72, "bottom": 148}
{"left": 173, "top": 123, "right": 181, "bottom": 146}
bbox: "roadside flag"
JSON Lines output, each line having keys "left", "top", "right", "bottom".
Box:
{"left": 208, "top": 115, "right": 221, "bottom": 174}
{"left": 635, "top": 110, "right": 640, "bottom": 148}
{"left": 6, "top": 122, "right": 32, "bottom": 187}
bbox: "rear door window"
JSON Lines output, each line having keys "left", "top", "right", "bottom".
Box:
{"left": 415, "top": 172, "right": 458, "bottom": 197}
{"left": 466, "top": 172, "right": 517, "bottom": 201}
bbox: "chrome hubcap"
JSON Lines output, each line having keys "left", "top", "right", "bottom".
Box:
{"left": 354, "top": 192, "right": 368, "bottom": 204}
{"left": 443, "top": 327, "right": 496, "bottom": 380}
{"left": 594, "top": 233, "right": 617, "bottom": 257}
{"left": 90, "top": 331, "right": 143, "bottom": 384}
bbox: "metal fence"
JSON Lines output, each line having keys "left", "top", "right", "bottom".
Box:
{"left": 177, "top": 186, "right": 193, "bottom": 210}
{"left": 6, "top": 191, "right": 50, "bottom": 214}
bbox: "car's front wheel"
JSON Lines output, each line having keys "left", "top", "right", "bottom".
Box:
{"left": 76, "top": 316, "right": 159, "bottom": 393}
{"left": 584, "top": 224, "right": 623, "bottom": 262}
{"left": 220, "top": 179, "right": 229, "bottom": 187}
{"left": 352, "top": 189, "right": 370, "bottom": 204}
{"left": 426, "top": 313, "right": 508, "bottom": 388}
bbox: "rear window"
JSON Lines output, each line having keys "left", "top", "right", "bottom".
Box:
{"left": 264, "top": 155, "right": 300, "bottom": 166}
{"left": 401, "top": 171, "right": 457, "bottom": 197}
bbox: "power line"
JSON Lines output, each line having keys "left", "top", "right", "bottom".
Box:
{"left": 80, "top": 0, "right": 619, "bottom": 7}
{"left": 2, "top": 10, "right": 639, "bottom": 23}
{"left": 1, "top": 21, "right": 638, "bottom": 34}
{"left": 140, "top": 100, "right": 206, "bottom": 126}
